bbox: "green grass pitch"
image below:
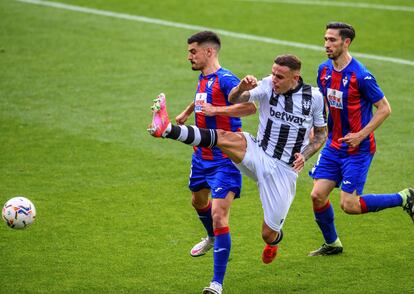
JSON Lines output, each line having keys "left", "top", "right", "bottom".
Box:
{"left": 1, "top": 0, "right": 413, "bottom": 293}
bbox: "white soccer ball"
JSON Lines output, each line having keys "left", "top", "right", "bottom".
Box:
{"left": 2, "top": 196, "right": 36, "bottom": 229}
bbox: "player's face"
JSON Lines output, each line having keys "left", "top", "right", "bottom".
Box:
{"left": 271, "top": 64, "right": 299, "bottom": 94}
{"left": 324, "top": 29, "right": 347, "bottom": 60}
{"left": 187, "top": 42, "right": 209, "bottom": 71}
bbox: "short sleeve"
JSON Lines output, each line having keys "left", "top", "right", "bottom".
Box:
{"left": 316, "top": 65, "right": 323, "bottom": 94}
{"left": 359, "top": 71, "right": 384, "bottom": 104}
{"left": 249, "top": 76, "right": 272, "bottom": 103}
{"left": 220, "top": 73, "right": 240, "bottom": 98}
{"left": 312, "top": 88, "right": 327, "bottom": 127}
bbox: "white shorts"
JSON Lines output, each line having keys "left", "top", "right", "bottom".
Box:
{"left": 235, "top": 132, "right": 298, "bottom": 232}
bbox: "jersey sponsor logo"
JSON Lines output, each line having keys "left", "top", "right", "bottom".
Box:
{"left": 195, "top": 92, "right": 207, "bottom": 112}
{"left": 270, "top": 107, "right": 306, "bottom": 126}
{"left": 327, "top": 88, "right": 343, "bottom": 109}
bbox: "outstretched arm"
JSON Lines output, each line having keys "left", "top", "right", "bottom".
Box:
{"left": 292, "top": 126, "right": 327, "bottom": 173}
{"left": 228, "top": 75, "right": 258, "bottom": 104}
{"left": 338, "top": 97, "right": 391, "bottom": 147}
{"left": 201, "top": 102, "right": 257, "bottom": 117}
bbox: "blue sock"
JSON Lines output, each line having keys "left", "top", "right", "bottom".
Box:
{"left": 196, "top": 201, "right": 214, "bottom": 237}
{"left": 212, "top": 227, "right": 231, "bottom": 285}
{"left": 359, "top": 193, "right": 403, "bottom": 213}
{"left": 314, "top": 201, "right": 338, "bottom": 244}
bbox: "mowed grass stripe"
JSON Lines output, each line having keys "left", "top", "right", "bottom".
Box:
{"left": 238, "top": 0, "right": 414, "bottom": 12}
{"left": 16, "top": 0, "right": 414, "bottom": 66}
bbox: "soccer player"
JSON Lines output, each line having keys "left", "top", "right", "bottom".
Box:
{"left": 149, "top": 31, "right": 256, "bottom": 294}
{"left": 149, "top": 54, "right": 327, "bottom": 294}
{"left": 308, "top": 22, "right": 414, "bottom": 256}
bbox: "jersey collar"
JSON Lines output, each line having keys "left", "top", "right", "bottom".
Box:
{"left": 199, "top": 68, "right": 222, "bottom": 80}
{"left": 283, "top": 77, "right": 303, "bottom": 95}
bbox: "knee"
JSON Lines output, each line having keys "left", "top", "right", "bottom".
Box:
{"left": 215, "top": 129, "right": 230, "bottom": 147}
{"left": 216, "top": 130, "right": 244, "bottom": 148}
{"left": 216, "top": 129, "right": 227, "bottom": 137}
{"left": 211, "top": 207, "right": 228, "bottom": 228}
{"left": 340, "top": 199, "right": 351, "bottom": 213}
{"left": 340, "top": 197, "right": 359, "bottom": 214}
{"left": 310, "top": 190, "right": 328, "bottom": 207}
{"left": 191, "top": 195, "right": 209, "bottom": 210}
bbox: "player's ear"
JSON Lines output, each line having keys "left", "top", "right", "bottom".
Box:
{"left": 293, "top": 71, "right": 300, "bottom": 82}
{"left": 344, "top": 37, "right": 352, "bottom": 47}
{"left": 206, "top": 47, "right": 214, "bottom": 57}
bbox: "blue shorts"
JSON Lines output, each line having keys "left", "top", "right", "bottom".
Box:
{"left": 189, "top": 154, "right": 242, "bottom": 199}
{"left": 309, "top": 146, "right": 374, "bottom": 195}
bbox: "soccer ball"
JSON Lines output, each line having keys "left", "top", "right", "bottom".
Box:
{"left": 2, "top": 196, "right": 36, "bottom": 229}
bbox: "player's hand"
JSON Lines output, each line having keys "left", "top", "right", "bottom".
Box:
{"left": 338, "top": 132, "right": 363, "bottom": 148}
{"left": 201, "top": 103, "right": 217, "bottom": 116}
{"left": 176, "top": 111, "right": 189, "bottom": 125}
{"left": 239, "top": 75, "right": 258, "bottom": 91}
{"left": 292, "top": 153, "right": 305, "bottom": 173}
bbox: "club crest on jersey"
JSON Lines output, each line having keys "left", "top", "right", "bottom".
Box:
{"left": 207, "top": 78, "right": 214, "bottom": 88}
{"left": 342, "top": 76, "right": 348, "bottom": 87}
{"left": 327, "top": 88, "right": 343, "bottom": 109}
{"left": 302, "top": 96, "right": 311, "bottom": 116}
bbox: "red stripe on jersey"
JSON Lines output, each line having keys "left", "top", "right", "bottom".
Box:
{"left": 346, "top": 73, "right": 361, "bottom": 154}
{"left": 319, "top": 66, "right": 328, "bottom": 90}
{"left": 329, "top": 71, "right": 343, "bottom": 150}
{"left": 195, "top": 78, "right": 214, "bottom": 160}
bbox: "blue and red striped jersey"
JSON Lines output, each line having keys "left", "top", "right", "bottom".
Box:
{"left": 317, "top": 58, "right": 384, "bottom": 154}
{"left": 193, "top": 68, "right": 241, "bottom": 160}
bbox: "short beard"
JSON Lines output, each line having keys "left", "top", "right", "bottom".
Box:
{"left": 327, "top": 44, "right": 344, "bottom": 60}
{"left": 191, "top": 63, "right": 202, "bottom": 71}
{"left": 327, "top": 51, "right": 341, "bottom": 60}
